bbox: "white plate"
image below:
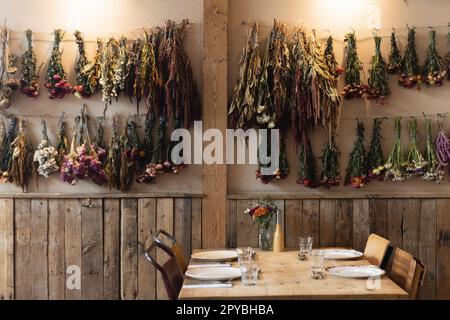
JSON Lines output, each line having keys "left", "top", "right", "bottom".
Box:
{"left": 322, "top": 249, "right": 363, "bottom": 260}
{"left": 191, "top": 250, "right": 238, "bottom": 262}
{"left": 185, "top": 267, "right": 242, "bottom": 281}
{"left": 326, "top": 265, "right": 386, "bottom": 278}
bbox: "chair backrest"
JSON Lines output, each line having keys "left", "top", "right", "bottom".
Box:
{"left": 386, "top": 247, "right": 426, "bottom": 300}
{"left": 364, "top": 233, "right": 391, "bottom": 267}
{"left": 155, "top": 229, "right": 188, "bottom": 273}
{"left": 144, "top": 234, "right": 184, "bottom": 300}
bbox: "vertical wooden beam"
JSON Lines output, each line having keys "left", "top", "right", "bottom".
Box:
{"left": 202, "top": 0, "right": 228, "bottom": 249}
{"left": 369, "top": 199, "right": 387, "bottom": 238}
{"left": 174, "top": 198, "right": 192, "bottom": 257}
{"left": 352, "top": 199, "right": 370, "bottom": 252}
{"left": 319, "top": 200, "right": 336, "bottom": 247}
{"left": 387, "top": 199, "right": 404, "bottom": 249}
{"left": 419, "top": 199, "right": 436, "bottom": 300}
{"left": 0, "top": 199, "right": 14, "bottom": 300}
{"left": 103, "top": 199, "right": 120, "bottom": 300}
{"left": 120, "top": 198, "right": 138, "bottom": 300}
{"left": 336, "top": 199, "right": 353, "bottom": 248}
{"left": 30, "top": 199, "right": 48, "bottom": 300}
{"left": 285, "top": 200, "right": 302, "bottom": 249}
{"left": 14, "top": 199, "right": 32, "bottom": 300}
{"left": 437, "top": 199, "right": 450, "bottom": 300}
{"left": 403, "top": 199, "right": 421, "bottom": 258}
{"left": 226, "top": 199, "right": 237, "bottom": 248}
{"left": 191, "top": 198, "right": 202, "bottom": 251}
{"left": 65, "top": 199, "right": 82, "bottom": 300}
{"left": 48, "top": 199, "right": 65, "bottom": 300}
{"left": 302, "top": 200, "right": 320, "bottom": 248}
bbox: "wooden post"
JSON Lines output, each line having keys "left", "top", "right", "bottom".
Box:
{"left": 202, "top": 0, "right": 228, "bottom": 249}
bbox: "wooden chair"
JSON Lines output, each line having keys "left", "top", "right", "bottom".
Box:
{"left": 364, "top": 233, "right": 391, "bottom": 267}
{"left": 155, "top": 229, "right": 188, "bottom": 273}
{"left": 386, "top": 247, "right": 426, "bottom": 300}
{"left": 144, "top": 234, "right": 184, "bottom": 300}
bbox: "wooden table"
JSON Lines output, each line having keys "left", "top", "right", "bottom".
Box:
{"left": 179, "top": 250, "right": 408, "bottom": 300}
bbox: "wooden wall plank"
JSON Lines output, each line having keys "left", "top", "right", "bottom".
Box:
{"left": 65, "top": 199, "right": 82, "bottom": 300}
{"left": 48, "top": 199, "right": 65, "bottom": 300}
{"left": 0, "top": 199, "right": 14, "bottom": 300}
{"left": 336, "top": 200, "right": 353, "bottom": 248}
{"left": 156, "top": 198, "right": 174, "bottom": 300}
{"left": 285, "top": 200, "right": 302, "bottom": 249}
{"left": 30, "top": 200, "right": 48, "bottom": 300}
{"left": 81, "top": 199, "right": 103, "bottom": 300}
{"left": 191, "top": 198, "right": 202, "bottom": 251}
{"left": 120, "top": 198, "right": 138, "bottom": 300}
{"left": 227, "top": 200, "right": 237, "bottom": 248}
{"left": 14, "top": 199, "right": 32, "bottom": 300}
{"left": 369, "top": 199, "right": 387, "bottom": 238}
{"left": 437, "top": 199, "right": 450, "bottom": 300}
{"left": 137, "top": 198, "right": 156, "bottom": 300}
{"left": 403, "top": 199, "right": 421, "bottom": 258}
{"left": 103, "top": 199, "right": 120, "bottom": 300}
{"left": 387, "top": 199, "right": 404, "bottom": 249}
{"left": 302, "top": 200, "right": 320, "bottom": 248}
{"left": 236, "top": 200, "right": 258, "bottom": 248}
{"left": 174, "top": 198, "right": 192, "bottom": 257}
{"left": 353, "top": 199, "right": 370, "bottom": 252}
{"left": 319, "top": 200, "right": 336, "bottom": 247}
{"left": 419, "top": 199, "right": 436, "bottom": 300}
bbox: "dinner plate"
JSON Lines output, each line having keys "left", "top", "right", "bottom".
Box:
{"left": 326, "top": 265, "right": 386, "bottom": 278}
{"left": 191, "top": 250, "right": 238, "bottom": 262}
{"left": 185, "top": 267, "right": 242, "bottom": 281}
{"left": 322, "top": 249, "right": 364, "bottom": 260}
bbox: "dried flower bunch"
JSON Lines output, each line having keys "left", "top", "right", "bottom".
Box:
{"left": 345, "top": 120, "right": 367, "bottom": 188}
{"left": 422, "top": 30, "right": 446, "bottom": 87}
{"left": 447, "top": 33, "right": 450, "bottom": 81}
{"left": 387, "top": 31, "right": 402, "bottom": 74}
{"left": 20, "top": 29, "right": 40, "bottom": 98}
{"left": 342, "top": 32, "right": 367, "bottom": 99}
{"left": 73, "top": 30, "right": 93, "bottom": 98}
{"left": 245, "top": 200, "right": 277, "bottom": 226}
{"left": 1, "top": 27, "right": 19, "bottom": 109}
{"left": 81, "top": 39, "right": 103, "bottom": 95}
{"left": 0, "top": 117, "right": 18, "bottom": 182}
{"left": 45, "top": 29, "right": 72, "bottom": 98}
{"left": 105, "top": 114, "right": 121, "bottom": 190}
{"left": 33, "top": 118, "right": 59, "bottom": 178}
{"left": 10, "top": 119, "right": 32, "bottom": 191}
{"left": 384, "top": 117, "right": 406, "bottom": 181}
{"left": 112, "top": 36, "right": 128, "bottom": 100}
{"left": 399, "top": 27, "right": 421, "bottom": 89}
{"left": 423, "top": 114, "right": 443, "bottom": 182}
{"left": 366, "top": 36, "right": 390, "bottom": 102}
{"left": 367, "top": 118, "right": 386, "bottom": 180}
{"left": 100, "top": 38, "right": 119, "bottom": 109}
{"left": 55, "top": 112, "right": 67, "bottom": 165}
{"left": 435, "top": 114, "right": 450, "bottom": 176}
{"left": 406, "top": 117, "right": 426, "bottom": 176}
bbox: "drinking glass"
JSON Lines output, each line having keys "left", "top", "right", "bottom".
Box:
{"left": 310, "top": 250, "right": 325, "bottom": 279}
{"left": 237, "top": 247, "right": 253, "bottom": 264}
{"left": 240, "top": 262, "right": 259, "bottom": 286}
{"left": 298, "top": 236, "right": 313, "bottom": 261}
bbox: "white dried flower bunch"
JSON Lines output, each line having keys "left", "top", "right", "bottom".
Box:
{"left": 33, "top": 139, "right": 59, "bottom": 177}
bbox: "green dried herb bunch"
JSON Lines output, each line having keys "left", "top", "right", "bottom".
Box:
{"left": 320, "top": 129, "right": 340, "bottom": 188}
{"left": 422, "top": 30, "right": 446, "bottom": 87}
{"left": 20, "top": 29, "right": 40, "bottom": 97}
{"left": 366, "top": 36, "right": 390, "bottom": 102}
{"left": 387, "top": 31, "right": 402, "bottom": 74}
{"left": 10, "top": 119, "right": 32, "bottom": 191}
{"left": 324, "top": 35, "right": 344, "bottom": 79}
{"left": 105, "top": 114, "right": 121, "bottom": 190}
{"left": 342, "top": 32, "right": 367, "bottom": 99}
{"left": 384, "top": 117, "right": 406, "bottom": 181}
{"left": 46, "top": 29, "right": 72, "bottom": 98}
{"left": 0, "top": 117, "right": 18, "bottom": 182}
{"left": 297, "top": 131, "right": 317, "bottom": 188}
{"left": 112, "top": 36, "right": 129, "bottom": 100}
{"left": 423, "top": 114, "right": 444, "bottom": 182}
{"left": 367, "top": 118, "right": 385, "bottom": 180}
{"left": 345, "top": 120, "right": 367, "bottom": 188}
{"left": 229, "top": 21, "right": 261, "bottom": 129}
{"left": 124, "top": 39, "right": 142, "bottom": 104}
{"left": 137, "top": 109, "right": 157, "bottom": 183}
{"left": 399, "top": 27, "right": 421, "bottom": 89}
{"left": 137, "top": 32, "right": 157, "bottom": 115}
{"left": 406, "top": 117, "right": 426, "bottom": 176}
{"left": 1, "top": 27, "right": 19, "bottom": 110}
{"left": 82, "top": 38, "right": 102, "bottom": 95}
{"left": 55, "top": 112, "right": 67, "bottom": 166}
{"left": 100, "top": 38, "right": 119, "bottom": 110}
{"left": 73, "top": 30, "right": 93, "bottom": 98}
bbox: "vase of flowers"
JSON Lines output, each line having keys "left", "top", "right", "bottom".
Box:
{"left": 245, "top": 200, "right": 277, "bottom": 251}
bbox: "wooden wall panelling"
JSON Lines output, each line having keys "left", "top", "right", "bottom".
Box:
{"left": 0, "top": 199, "right": 14, "bottom": 300}
{"left": 436, "top": 199, "right": 450, "bottom": 300}
{"left": 319, "top": 200, "right": 336, "bottom": 247}
{"left": 103, "top": 199, "right": 120, "bottom": 300}
{"left": 137, "top": 198, "right": 156, "bottom": 300}
{"left": 120, "top": 198, "right": 138, "bottom": 300}
{"left": 48, "top": 199, "right": 65, "bottom": 300}
{"left": 175, "top": 198, "right": 192, "bottom": 257}
{"left": 335, "top": 200, "right": 353, "bottom": 248}
{"left": 419, "top": 199, "right": 436, "bottom": 300}
{"left": 155, "top": 198, "right": 174, "bottom": 300}
{"left": 369, "top": 199, "right": 387, "bottom": 238}
{"left": 202, "top": 0, "right": 228, "bottom": 249}
{"left": 352, "top": 199, "right": 369, "bottom": 252}
{"left": 285, "top": 200, "right": 302, "bottom": 248}
{"left": 236, "top": 200, "right": 258, "bottom": 248}
{"left": 402, "top": 199, "right": 421, "bottom": 258}
{"left": 226, "top": 199, "right": 237, "bottom": 248}
{"left": 302, "top": 200, "right": 320, "bottom": 248}
{"left": 81, "top": 199, "right": 104, "bottom": 299}
{"left": 191, "top": 198, "right": 202, "bottom": 251}
{"left": 14, "top": 199, "right": 32, "bottom": 300}
{"left": 64, "top": 199, "right": 82, "bottom": 300}
{"left": 387, "top": 199, "right": 404, "bottom": 249}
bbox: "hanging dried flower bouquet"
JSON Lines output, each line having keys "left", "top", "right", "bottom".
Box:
{"left": 45, "top": 29, "right": 72, "bottom": 98}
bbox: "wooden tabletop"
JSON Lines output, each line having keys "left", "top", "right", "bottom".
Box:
{"left": 178, "top": 250, "right": 409, "bottom": 300}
